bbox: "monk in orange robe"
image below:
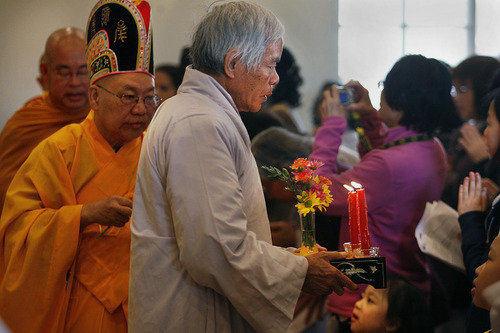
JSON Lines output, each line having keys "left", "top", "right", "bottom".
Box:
{"left": 0, "top": 1, "right": 156, "bottom": 331}
{"left": 0, "top": 27, "right": 90, "bottom": 216}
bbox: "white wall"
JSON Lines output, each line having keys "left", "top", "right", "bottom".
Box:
{"left": 0, "top": 0, "right": 340, "bottom": 131}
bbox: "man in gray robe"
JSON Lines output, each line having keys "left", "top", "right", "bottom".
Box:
{"left": 129, "top": 2, "right": 357, "bottom": 332}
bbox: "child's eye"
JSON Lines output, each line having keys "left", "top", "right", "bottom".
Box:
{"left": 367, "top": 297, "right": 374, "bottom": 303}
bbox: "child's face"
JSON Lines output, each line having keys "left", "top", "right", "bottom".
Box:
{"left": 484, "top": 102, "right": 500, "bottom": 158}
{"left": 351, "top": 285, "right": 389, "bottom": 333}
{"left": 473, "top": 235, "right": 500, "bottom": 310}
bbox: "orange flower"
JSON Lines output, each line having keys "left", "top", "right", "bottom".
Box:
{"left": 263, "top": 158, "right": 333, "bottom": 214}
{"left": 318, "top": 175, "right": 332, "bottom": 186}
{"left": 291, "top": 158, "right": 309, "bottom": 170}
{"left": 295, "top": 172, "right": 311, "bottom": 182}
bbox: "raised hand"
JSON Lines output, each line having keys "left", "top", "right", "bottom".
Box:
{"left": 458, "top": 172, "right": 487, "bottom": 215}
{"left": 319, "top": 85, "right": 346, "bottom": 120}
{"left": 458, "top": 123, "right": 489, "bottom": 163}
{"left": 345, "top": 80, "right": 374, "bottom": 116}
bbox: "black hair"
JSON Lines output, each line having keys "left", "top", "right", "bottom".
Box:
{"left": 179, "top": 46, "right": 192, "bottom": 72}
{"left": 492, "top": 88, "right": 500, "bottom": 126}
{"left": 251, "top": 126, "right": 312, "bottom": 171}
{"left": 483, "top": 87, "right": 500, "bottom": 179}
{"left": 453, "top": 55, "right": 500, "bottom": 120}
{"left": 267, "top": 47, "right": 303, "bottom": 108}
{"left": 386, "top": 275, "right": 433, "bottom": 333}
{"left": 312, "top": 81, "right": 337, "bottom": 128}
{"left": 483, "top": 68, "right": 500, "bottom": 124}
{"left": 239, "top": 111, "right": 285, "bottom": 140}
{"left": 384, "top": 54, "right": 457, "bottom": 135}
{"left": 155, "top": 64, "right": 183, "bottom": 90}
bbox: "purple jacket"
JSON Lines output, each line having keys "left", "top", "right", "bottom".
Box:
{"left": 310, "top": 111, "right": 447, "bottom": 317}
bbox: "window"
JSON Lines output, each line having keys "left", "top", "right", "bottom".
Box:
{"left": 338, "top": 0, "right": 498, "bottom": 108}
{"left": 476, "top": 0, "right": 500, "bottom": 56}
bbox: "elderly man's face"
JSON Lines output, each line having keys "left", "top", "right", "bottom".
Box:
{"left": 91, "top": 73, "right": 156, "bottom": 150}
{"left": 43, "top": 38, "right": 90, "bottom": 113}
{"left": 230, "top": 41, "right": 282, "bottom": 112}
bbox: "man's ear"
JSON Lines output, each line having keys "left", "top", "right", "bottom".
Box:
{"left": 223, "top": 48, "right": 240, "bottom": 79}
{"left": 40, "top": 62, "right": 49, "bottom": 81}
{"left": 88, "top": 85, "right": 99, "bottom": 110}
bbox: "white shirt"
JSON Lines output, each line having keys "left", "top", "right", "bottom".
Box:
{"left": 129, "top": 67, "right": 308, "bottom": 332}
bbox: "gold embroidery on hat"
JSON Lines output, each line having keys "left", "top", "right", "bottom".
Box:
{"left": 114, "top": 20, "right": 127, "bottom": 43}
{"left": 101, "top": 6, "right": 110, "bottom": 26}
{"left": 90, "top": 16, "right": 96, "bottom": 36}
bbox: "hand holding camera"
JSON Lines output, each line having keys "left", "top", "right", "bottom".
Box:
{"left": 344, "top": 81, "right": 375, "bottom": 116}
{"left": 318, "top": 85, "right": 348, "bottom": 120}
{"left": 319, "top": 81, "right": 375, "bottom": 122}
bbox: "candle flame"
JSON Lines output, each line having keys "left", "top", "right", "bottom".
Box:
{"left": 351, "top": 181, "right": 363, "bottom": 189}
{"left": 343, "top": 184, "right": 355, "bottom": 192}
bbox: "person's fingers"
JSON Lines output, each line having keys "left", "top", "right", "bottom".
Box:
{"left": 473, "top": 172, "right": 482, "bottom": 198}
{"left": 115, "top": 196, "right": 133, "bottom": 208}
{"left": 323, "top": 251, "right": 348, "bottom": 261}
{"left": 330, "top": 282, "right": 345, "bottom": 296}
{"left": 469, "top": 172, "right": 476, "bottom": 196}
{"left": 463, "top": 176, "right": 470, "bottom": 200}
{"left": 336, "top": 271, "right": 358, "bottom": 292}
{"left": 115, "top": 204, "right": 133, "bottom": 219}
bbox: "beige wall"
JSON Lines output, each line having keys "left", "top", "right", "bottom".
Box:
{"left": 0, "top": 0, "right": 340, "bottom": 131}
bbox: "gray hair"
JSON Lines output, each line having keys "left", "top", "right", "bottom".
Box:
{"left": 251, "top": 126, "right": 313, "bottom": 174}
{"left": 190, "top": 1, "right": 285, "bottom": 75}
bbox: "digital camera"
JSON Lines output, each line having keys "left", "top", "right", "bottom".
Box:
{"left": 336, "top": 85, "right": 354, "bottom": 106}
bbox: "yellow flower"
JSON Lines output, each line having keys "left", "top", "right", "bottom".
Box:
{"left": 263, "top": 158, "right": 334, "bottom": 216}
{"left": 319, "top": 184, "right": 333, "bottom": 207}
{"left": 296, "top": 191, "right": 321, "bottom": 216}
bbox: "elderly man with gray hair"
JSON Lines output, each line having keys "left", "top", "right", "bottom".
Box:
{"left": 128, "top": 2, "right": 357, "bottom": 332}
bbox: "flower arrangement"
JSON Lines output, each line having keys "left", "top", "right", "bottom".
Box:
{"left": 262, "top": 158, "right": 333, "bottom": 255}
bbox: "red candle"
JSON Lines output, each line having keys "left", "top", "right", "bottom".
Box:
{"left": 352, "top": 182, "right": 371, "bottom": 249}
{"left": 344, "top": 185, "right": 360, "bottom": 246}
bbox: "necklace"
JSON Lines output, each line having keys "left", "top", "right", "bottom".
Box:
{"left": 377, "top": 134, "right": 431, "bottom": 150}
{"left": 352, "top": 112, "right": 432, "bottom": 151}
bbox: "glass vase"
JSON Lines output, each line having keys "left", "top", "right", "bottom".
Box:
{"left": 297, "top": 211, "right": 318, "bottom": 256}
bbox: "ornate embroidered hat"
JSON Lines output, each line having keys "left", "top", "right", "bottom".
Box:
{"left": 86, "top": 0, "right": 154, "bottom": 84}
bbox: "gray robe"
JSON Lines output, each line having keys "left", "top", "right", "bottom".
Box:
{"left": 129, "top": 67, "right": 308, "bottom": 332}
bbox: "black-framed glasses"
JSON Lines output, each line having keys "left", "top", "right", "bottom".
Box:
{"left": 96, "top": 84, "right": 161, "bottom": 107}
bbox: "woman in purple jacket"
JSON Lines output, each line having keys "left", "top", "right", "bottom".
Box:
{"left": 310, "top": 54, "right": 457, "bottom": 331}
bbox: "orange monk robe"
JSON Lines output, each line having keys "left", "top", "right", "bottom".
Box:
{"left": 0, "top": 92, "right": 90, "bottom": 215}
{"left": 0, "top": 111, "right": 140, "bottom": 333}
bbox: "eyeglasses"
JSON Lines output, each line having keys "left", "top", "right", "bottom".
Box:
{"left": 96, "top": 84, "right": 161, "bottom": 108}
{"left": 451, "top": 85, "right": 470, "bottom": 97}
